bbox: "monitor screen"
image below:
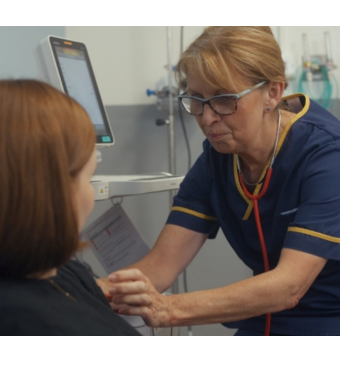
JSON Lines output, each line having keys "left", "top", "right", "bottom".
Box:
{"left": 37, "top": 36, "right": 114, "bottom": 146}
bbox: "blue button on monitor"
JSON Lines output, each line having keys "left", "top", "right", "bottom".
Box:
{"left": 101, "top": 136, "right": 111, "bottom": 142}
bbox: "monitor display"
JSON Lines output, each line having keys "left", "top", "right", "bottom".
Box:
{"left": 36, "top": 36, "right": 114, "bottom": 146}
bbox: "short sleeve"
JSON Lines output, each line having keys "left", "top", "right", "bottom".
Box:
{"left": 284, "top": 142, "right": 340, "bottom": 260}
{"left": 166, "top": 141, "right": 219, "bottom": 238}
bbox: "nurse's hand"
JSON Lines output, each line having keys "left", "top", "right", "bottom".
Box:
{"left": 108, "top": 268, "right": 171, "bottom": 328}
{"left": 96, "top": 277, "right": 114, "bottom": 301}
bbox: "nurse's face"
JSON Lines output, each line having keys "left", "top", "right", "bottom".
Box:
{"left": 185, "top": 74, "right": 268, "bottom": 157}
{"left": 71, "top": 147, "right": 97, "bottom": 232}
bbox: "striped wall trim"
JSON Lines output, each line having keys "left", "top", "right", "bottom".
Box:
{"left": 172, "top": 206, "right": 218, "bottom": 221}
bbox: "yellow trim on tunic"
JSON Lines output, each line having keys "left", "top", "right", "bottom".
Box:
{"left": 288, "top": 226, "right": 340, "bottom": 243}
{"left": 171, "top": 206, "right": 218, "bottom": 221}
{"left": 234, "top": 94, "right": 311, "bottom": 221}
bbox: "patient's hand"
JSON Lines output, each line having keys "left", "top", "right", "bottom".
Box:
{"left": 96, "top": 277, "right": 114, "bottom": 301}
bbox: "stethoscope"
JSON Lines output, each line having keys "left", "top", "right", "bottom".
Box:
{"left": 236, "top": 109, "right": 281, "bottom": 336}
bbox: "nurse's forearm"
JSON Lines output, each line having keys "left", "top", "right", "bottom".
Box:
{"left": 165, "top": 272, "right": 290, "bottom": 326}
{"left": 164, "top": 249, "right": 327, "bottom": 327}
{"left": 109, "top": 249, "right": 326, "bottom": 327}
{"left": 110, "top": 224, "right": 208, "bottom": 293}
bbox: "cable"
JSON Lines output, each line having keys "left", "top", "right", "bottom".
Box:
{"left": 297, "top": 65, "right": 335, "bottom": 109}
{"left": 180, "top": 26, "right": 184, "bottom": 60}
{"left": 326, "top": 72, "right": 339, "bottom": 110}
{"left": 178, "top": 26, "right": 192, "bottom": 171}
{"left": 178, "top": 100, "right": 192, "bottom": 170}
{"left": 178, "top": 26, "right": 193, "bottom": 336}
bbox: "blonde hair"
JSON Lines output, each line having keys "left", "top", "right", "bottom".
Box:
{"left": 176, "top": 26, "right": 287, "bottom": 92}
{"left": 0, "top": 79, "right": 95, "bottom": 277}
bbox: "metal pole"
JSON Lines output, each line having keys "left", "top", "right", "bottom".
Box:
{"left": 167, "top": 26, "right": 179, "bottom": 296}
{"left": 167, "top": 26, "right": 176, "bottom": 178}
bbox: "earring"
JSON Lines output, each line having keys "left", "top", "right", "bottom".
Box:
{"left": 266, "top": 107, "right": 271, "bottom": 112}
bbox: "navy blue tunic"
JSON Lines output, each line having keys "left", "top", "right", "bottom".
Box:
{"left": 167, "top": 94, "right": 340, "bottom": 335}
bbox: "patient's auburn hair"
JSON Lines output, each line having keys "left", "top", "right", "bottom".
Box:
{"left": 0, "top": 79, "right": 95, "bottom": 277}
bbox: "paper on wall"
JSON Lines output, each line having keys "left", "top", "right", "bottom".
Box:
{"left": 82, "top": 204, "right": 150, "bottom": 274}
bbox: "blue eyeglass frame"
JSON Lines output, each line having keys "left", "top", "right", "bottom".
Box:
{"left": 178, "top": 81, "right": 267, "bottom": 116}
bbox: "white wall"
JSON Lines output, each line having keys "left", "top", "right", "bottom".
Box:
{"left": 66, "top": 27, "right": 205, "bottom": 106}
{"left": 0, "top": 26, "right": 65, "bottom": 79}
{"left": 272, "top": 26, "right": 340, "bottom": 96}
{"left": 1, "top": 26, "right": 339, "bottom": 101}
{"left": 67, "top": 26, "right": 340, "bottom": 104}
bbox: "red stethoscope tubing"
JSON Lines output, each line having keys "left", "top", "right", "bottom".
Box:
{"left": 238, "top": 167, "right": 273, "bottom": 336}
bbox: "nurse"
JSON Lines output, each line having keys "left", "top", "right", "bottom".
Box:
{"left": 107, "top": 27, "right": 340, "bottom": 335}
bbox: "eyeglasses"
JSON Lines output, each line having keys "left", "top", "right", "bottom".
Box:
{"left": 178, "top": 81, "right": 267, "bottom": 116}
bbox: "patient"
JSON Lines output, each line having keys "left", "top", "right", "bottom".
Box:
{"left": 0, "top": 79, "right": 139, "bottom": 335}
